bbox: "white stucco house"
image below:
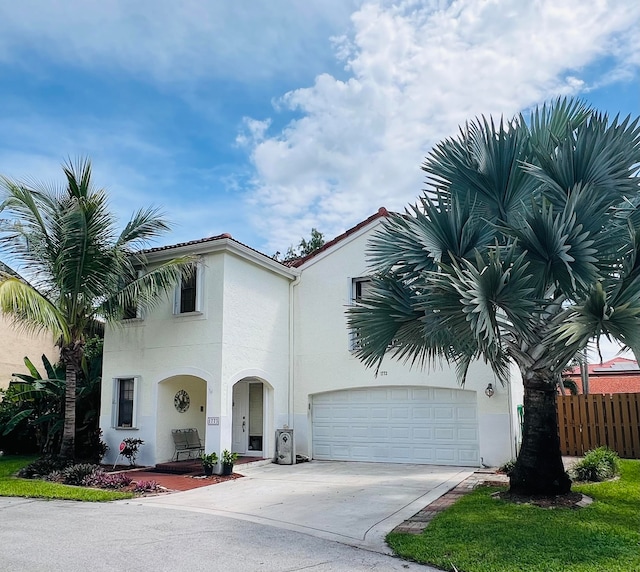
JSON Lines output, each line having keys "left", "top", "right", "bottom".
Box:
{"left": 100, "top": 208, "right": 522, "bottom": 468}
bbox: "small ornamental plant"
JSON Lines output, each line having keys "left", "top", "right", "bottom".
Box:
{"left": 221, "top": 449, "right": 239, "bottom": 475}
{"left": 200, "top": 452, "right": 218, "bottom": 476}
{"left": 221, "top": 449, "right": 238, "bottom": 466}
{"left": 133, "top": 480, "right": 161, "bottom": 493}
{"left": 121, "top": 438, "right": 144, "bottom": 466}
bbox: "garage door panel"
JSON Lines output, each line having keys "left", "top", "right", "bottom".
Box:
{"left": 391, "top": 388, "right": 410, "bottom": 400}
{"left": 411, "top": 407, "right": 432, "bottom": 420}
{"left": 412, "top": 427, "right": 434, "bottom": 440}
{"left": 434, "top": 427, "right": 455, "bottom": 441}
{"left": 434, "top": 407, "right": 455, "bottom": 420}
{"left": 312, "top": 387, "right": 479, "bottom": 467}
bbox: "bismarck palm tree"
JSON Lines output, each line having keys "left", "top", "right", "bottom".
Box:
{"left": 0, "top": 158, "right": 189, "bottom": 460}
{"left": 348, "top": 99, "right": 640, "bottom": 496}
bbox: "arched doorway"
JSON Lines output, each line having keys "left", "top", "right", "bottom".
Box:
{"left": 156, "top": 374, "right": 207, "bottom": 462}
{"left": 231, "top": 377, "right": 272, "bottom": 457}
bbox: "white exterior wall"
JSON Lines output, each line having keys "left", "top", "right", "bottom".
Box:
{"left": 219, "top": 252, "right": 292, "bottom": 459}
{"left": 293, "top": 220, "right": 515, "bottom": 467}
{"left": 100, "top": 247, "right": 293, "bottom": 466}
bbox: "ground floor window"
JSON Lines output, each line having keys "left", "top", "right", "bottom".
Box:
{"left": 114, "top": 377, "right": 137, "bottom": 428}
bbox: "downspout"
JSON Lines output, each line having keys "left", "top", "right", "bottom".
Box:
{"left": 288, "top": 273, "right": 301, "bottom": 428}
{"left": 506, "top": 372, "right": 516, "bottom": 459}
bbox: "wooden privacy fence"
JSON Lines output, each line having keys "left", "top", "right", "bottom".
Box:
{"left": 557, "top": 393, "right": 640, "bottom": 458}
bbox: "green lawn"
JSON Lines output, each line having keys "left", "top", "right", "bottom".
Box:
{"left": 0, "top": 455, "right": 133, "bottom": 502}
{"left": 387, "top": 459, "right": 640, "bottom": 572}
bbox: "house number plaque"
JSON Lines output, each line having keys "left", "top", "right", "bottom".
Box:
{"left": 207, "top": 417, "right": 220, "bottom": 426}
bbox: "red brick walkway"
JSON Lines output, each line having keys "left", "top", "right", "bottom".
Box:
{"left": 121, "top": 469, "right": 243, "bottom": 491}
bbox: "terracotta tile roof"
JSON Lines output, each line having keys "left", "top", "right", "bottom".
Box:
{"left": 565, "top": 357, "right": 640, "bottom": 394}
{"left": 566, "top": 357, "right": 639, "bottom": 376}
{"left": 140, "top": 234, "right": 233, "bottom": 254}
{"left": 138, "top": 207, "right": 390, "bottom": 269}
{"left": 286, "top": 207, "right": 389, "bottom": 268}
{"left": 139, "top": 233, "right": 289, "bottom": 267}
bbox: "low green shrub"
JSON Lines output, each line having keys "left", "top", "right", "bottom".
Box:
{"left": 571, "top": 447, "right": 621, "bottom": 482}
{"left": 499, "top": 459, "right": 516, "bottom": 475}
{"left": 59, "top": 463, "right": 100, "bottom": 486}
{"left": 17, "top": 456, "right": 70, "bottom": 479}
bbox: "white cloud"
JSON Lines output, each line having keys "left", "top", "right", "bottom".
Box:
{"left": 244, "top": 0, "right": 640, "bottom": 251}
{"left": 0, "top": 1, "right": 360, "bottom": 84}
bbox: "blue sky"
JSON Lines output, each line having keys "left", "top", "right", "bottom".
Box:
{"left": 0, "top": 0, "right": 638, "bottom": 257}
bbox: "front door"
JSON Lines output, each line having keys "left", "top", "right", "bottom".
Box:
{"left": 232, "top": 381, "right": 265, "bottom": 456}
{"left": 232, "top": 382, "right": 249, "bottom": 454}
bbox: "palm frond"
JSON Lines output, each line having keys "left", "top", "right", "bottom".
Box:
{"left": 0, "top": 277, "right": 68, "bottom": 343}
{"left": 423, "top": 114, "right": 536, "bottom": 224}
{"left": 117, "top": 206, "right": 172, "bottom": 250}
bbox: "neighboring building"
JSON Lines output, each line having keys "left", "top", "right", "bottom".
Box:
{"left": 100, "top": 209, "right": 520, "bottom": 468}
{"left": 564, "top": 357, "right": 640, "bottom": 394}
{"left": 0, "top": 316, "right": 57, "bottom": 389}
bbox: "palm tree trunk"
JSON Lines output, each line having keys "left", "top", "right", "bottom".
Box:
{"left": 59, "top": 362, "right": 77, "bottom": 460}
{"left": 510, "top": 371, "right": 571, "bottom": 495}
{"left": 59, "top": 341, "right": 84, "bottom": 460}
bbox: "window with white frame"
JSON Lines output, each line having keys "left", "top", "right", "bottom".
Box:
{"left": 350, "top": 277, "right": 372, "bottom": 350}
{"left": 174, "top": 261, "right": 203, "bottom": 315}
{"left": 114, "top": 377, "right": 137, "bottom": 428}
{"left": 353, "top": 277, "right": 373, "bottom": 302}
{"left": 349, "top": 277, "right": 401, "bottom": 351}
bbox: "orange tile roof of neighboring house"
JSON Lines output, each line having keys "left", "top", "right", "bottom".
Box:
{"left": 286, "top": 207, "right": 389, "bottom": 268}
{"left": 566, "top": 357, "right": 639, "bottom": 375}
{"left": 565, "top": 357, "right": 640, "bottom": 394}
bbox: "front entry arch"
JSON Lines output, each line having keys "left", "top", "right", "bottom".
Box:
{"left": 156, "top": 374, "right": 207, "bottom": 462}
{"left": 231, "top": 378, "right": 272, "bottom": 457}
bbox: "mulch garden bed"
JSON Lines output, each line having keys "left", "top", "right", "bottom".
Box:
{"left": 494, "top": 490, "right": 590, "bottom": 509}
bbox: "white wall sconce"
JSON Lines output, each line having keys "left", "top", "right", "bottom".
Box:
{"left": 485, "top": 383, "right": 495, "bottom": 398}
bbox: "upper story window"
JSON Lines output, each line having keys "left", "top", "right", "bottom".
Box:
{"left": 174, "top": 261, "right": 203, "bottom": 315}
{"left": 353, "top": 277, "right": 373, "bottom": 302}
{"left": 350, "top": 277, "right": 372, "bottom": 351}
{"left": 122, "top": 305, "right": 138, "bottom": 320}
{"left": 180, "top": 271, "right": 197, "bottom": 313}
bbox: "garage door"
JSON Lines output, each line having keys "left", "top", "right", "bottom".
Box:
{"left": 312, "top": 386, "right": 479, "bottom": 466}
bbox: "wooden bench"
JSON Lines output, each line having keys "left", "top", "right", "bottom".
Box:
{"left": 171, "top": 428, "right": 204, "bottom": 460}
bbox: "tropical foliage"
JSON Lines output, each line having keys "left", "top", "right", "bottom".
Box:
{"left": 348, "top": 99, "right": 640, "bottom": 494}
{"left": 0, "top": 339, "right": 104, "bottom": 459}
{"left": 280, "top": 228, "right": 325, "bottom": 261}
{"left": 0, "top": 158, "right": 190, "bottom": 459}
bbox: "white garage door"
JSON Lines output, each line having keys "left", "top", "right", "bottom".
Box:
{"left": 312, "top": 386, "right": 479, "bottom": 466}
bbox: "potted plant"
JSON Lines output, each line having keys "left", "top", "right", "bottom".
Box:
{"left": 200, "top": 452, "right": 218, "bottom": 477}
{"left": 221, "top": 449, "right": 238, "bottom": 476}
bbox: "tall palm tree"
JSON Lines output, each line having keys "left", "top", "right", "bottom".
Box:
{"left": 348, "top": 99, "right": 640, "bottom": 495}
{"left": 0, "top": 158, "right": 189, "bottom": 459}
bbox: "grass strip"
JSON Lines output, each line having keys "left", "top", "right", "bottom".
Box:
{"left": 0, "top": 455, "right": 133, "bottom": 502}
{"left": 387, "top": 459, "right": 640, "bottom": 572}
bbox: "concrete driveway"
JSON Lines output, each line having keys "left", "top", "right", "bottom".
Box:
{"left": 133, "top": 460, "right": 474, "bottom": 552}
